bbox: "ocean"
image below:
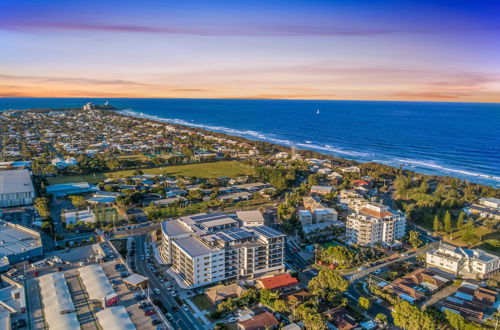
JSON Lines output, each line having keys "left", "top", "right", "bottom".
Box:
{"left": 1, "top": 98, "right": 499, "bottom": 187}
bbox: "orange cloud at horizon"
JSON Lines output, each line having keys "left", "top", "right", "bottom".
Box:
{"left": 1, "top": 69, "right": 499, "bottom": 103}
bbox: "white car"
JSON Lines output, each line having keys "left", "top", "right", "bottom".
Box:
{"left": 171, "top": 292, "right": 177, "bottom": 297}
{"left": 153, "top": 288, "right": 161, "bottom": 295}
{"left": 182, "top": 304, "right": 189, "bottom": 312}
{"left": 227, "top": 317, "right": 237, "bottom": 323}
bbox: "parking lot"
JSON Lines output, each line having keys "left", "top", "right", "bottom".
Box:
{"left": 101, "top": 260, "right": 164, "bottom": 329}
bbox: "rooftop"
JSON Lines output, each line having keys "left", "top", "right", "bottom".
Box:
{"left": 236, "top": 210, "right": 265, "bottom": 224}
{"left": 0, "top": 169, "right": 34, "bottom": 195}
{"left": 0, "top": 221, "right": 41, "bottom": 258}
{"left": 257, "top": 273, "right": 299, "bottom": 290}
{"left": 174, "top": 236, "right": 213, "bottom": 257}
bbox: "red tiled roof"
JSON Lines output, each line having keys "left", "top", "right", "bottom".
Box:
{"left": 257, "top": 274, "right": 299, "bottom": 290}
{"left": 360, "top": 207, "right": 394, "bottom": 218}
{"left": 238, "top": 312, "right": 279, "bottom": 330}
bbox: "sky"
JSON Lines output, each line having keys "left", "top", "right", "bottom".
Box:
{"left": 1, "top": 0, "right": 500, "bottom": 102}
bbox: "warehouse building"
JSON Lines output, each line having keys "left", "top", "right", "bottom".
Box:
{"left": 0, "top": 221, "right": 43, "bottom": 271}
{"left": 0, "top": 169, "right": 35, "bottom": 208}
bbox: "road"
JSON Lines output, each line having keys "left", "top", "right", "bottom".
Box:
{"left": 345, "top": 241, "right": 439, "bottom": 282}
{"left": 133, "top": 235, "right": 203, "bottom": 330}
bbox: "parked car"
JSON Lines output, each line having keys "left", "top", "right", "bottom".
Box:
{"left": 227, "top": 317, "right": 237, "bottom": 323}
{"left": 152, "top": 319, "right": 162, "bottom": 325}
{"left": 153, "top": 288, "right": 161, "bottom": 295}
{"left": 145, "top": 309, "right": 157, "bottom": 316}
{"left": 165, "top": 313, "right": 174, "bottom": 320}
{"left": 33, "top": 271, "right": 39, "bottom": 277}
{"left": 12, "top": 319, "right": 26, "bottom": 329}
{"left": 182, "top": 304, "right": 189, "bottom": 312}
{"left": 172, "top": 306, "right": 179, "bottom": 312}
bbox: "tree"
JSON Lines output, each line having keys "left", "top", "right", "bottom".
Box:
{"left": 259, "top": 288, "right": 278, "bottom": 307}
{"left": 308, "top": 270, "right": 348, "bottom": 301}
{"left": 358, "top": 297, "right": 371, "bottom": 312}
{"left": 70, "top": 195, "right": 87, "bottom": 209}
{"left": 375, "top": 313, "right": 388, "bottom": 325}
{"left": 132, "top": 169, "right": 144, "bottom": 175}
{"left": 273, "top": 299, "right": 288, "bottom": 313}
{"left": 456, "top": 212, "right": 465, "bottom": 230}
{"left": 392, "top": 300, "right": 436, "bottom": 330}
{"left": 443, "top": 211, "right": 452, "bottom": 235}
{"left": 444, "top": 310, "right": 482, "bottom": 330}
{"left": 462, "top": 221, "right": 478, "bottom": 245}
{"left": 408, "top": 230, "right": 423, "bottom": 249}
{"left": 432, "top": 215, "right": 440, "bottom": 232}
{"left": 35, "top": 197, "right": 51, "bottom": 219}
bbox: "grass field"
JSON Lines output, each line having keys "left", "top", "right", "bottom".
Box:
{"left": 192, "top": 294, "right": 214, "bottom": 311}
{"left": 47, "top": 161, "right": 255, "bottom": 185}
{"left": 442, "top": 225, "right": 499, "bottom": 251}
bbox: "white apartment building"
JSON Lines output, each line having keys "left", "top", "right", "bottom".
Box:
{"left": 346, "top": 203, "right": 406, "bottom": 246}
{"left": 426, "top": 244, "right": 500, "bottom": 279}
{"left": 0, "top": 169, "right": 36, "bottom": 208}
{"left": 160, "top": 212, "right": 285, "bottom": 288}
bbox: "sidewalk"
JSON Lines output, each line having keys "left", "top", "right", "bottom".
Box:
{"left": 185, "top": 298, "right": 210, "bottom": 325}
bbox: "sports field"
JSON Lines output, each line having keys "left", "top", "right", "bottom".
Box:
{"left": 47, "top": 161, "right": 254, "bottom": 184}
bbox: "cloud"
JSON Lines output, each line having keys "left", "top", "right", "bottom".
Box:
{"left": 0, "top": 74, "right": 151, "bottom": 87}
{"left": 392, "top": 92, "right": 470, "bottom": 99}
{"left": 3, "top": 19, "right": 491, "bottom": 37}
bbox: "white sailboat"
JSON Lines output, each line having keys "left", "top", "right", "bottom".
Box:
{"left": 316, "top": 109, "right": 320, "bottom": 114}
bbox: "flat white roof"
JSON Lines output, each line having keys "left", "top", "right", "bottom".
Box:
{"left": 0, "top": 169, "right": 34, "bottom": 195}
{"left": 97, "top": 306, "right": 135, "bottom": 330}
{"left": 78, "top": 264, "right": 115, "bottom": 301}
{"left": 0, "top": 221, "right": 41, "bottom": 257}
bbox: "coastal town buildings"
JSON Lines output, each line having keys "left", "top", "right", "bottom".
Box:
{"left": 465, "top": 197, "right": 500, "bottom": 219}
{"left": 346, "top": 202, "right": 406, "bottom": 246}
{"left": 160, "top": 212, "right": 285, "bottom": 288}
{"left": 426, "top": 244, "right": 500, "bottom": 279}
{"left": 0, "top": 169, "right": 35, "bottom": 208}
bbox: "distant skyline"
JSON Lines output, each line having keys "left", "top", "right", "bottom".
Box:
{"left": 1, "top": 0, "right": 500, "bottom": 102}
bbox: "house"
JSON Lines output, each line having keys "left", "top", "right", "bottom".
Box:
{"left": 237, "top": 312, "right": 279, "bottom": 330}
{"left": 256, "top": 273, "right": 299, "bottom": 292}
{"left": 324, "top": 307, "right": 360, "bottom": 330}
{"left": 341, "top": 166, "right": 360, "bottom": 173}
{"left": 310, "top": 185, "right": 335, "bottom": 196}
{"left": 426, "top": 244, "right": 500, "bottom": 279}
{"left": 385, "top": 268, "right": 449, "bottom": 302}
{"left": 438, "top": 282, "right": 498, "bottom": 321}
{"left": 466, "top": 198, "right": 500, "bottom": 219}
{"left": 205, "top": 283, "right": 248, "bottom": 305}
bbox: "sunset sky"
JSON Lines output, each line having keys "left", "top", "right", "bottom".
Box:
{"left": 1, "top": 0, "right": 500, "bottom": 102}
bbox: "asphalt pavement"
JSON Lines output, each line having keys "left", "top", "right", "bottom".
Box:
{"left": 133, "top": 235, "right": 203, "bottom": 330}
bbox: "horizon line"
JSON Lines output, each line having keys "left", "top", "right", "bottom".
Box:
{"left": 1, "top": 95, "right": 499, "bottom": 105}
